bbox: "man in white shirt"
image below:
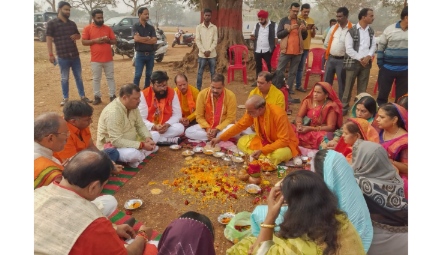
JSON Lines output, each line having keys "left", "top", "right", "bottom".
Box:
{"left": 324, "top": 7, "right": 353, "bottom": 99}
{"left": 250, "top": 10, "right": 278, "bottom": 87}
{"left": 195, "top": 8, "right": 218, "bottom": 91}
{"left": 342, "top": 8, "right": 376, "bottom": 116}
{"left": 138, "top": 71, "right": 184, "bottom": 145}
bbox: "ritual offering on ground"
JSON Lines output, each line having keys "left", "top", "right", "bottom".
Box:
{"left": 169, "top": 144, "right": 181, "bottom": 150}
{"left": 213, "top": 151, "right": 225, "bottom": 158}
{"left": 218, "top": 212, "right": 235, "bottom": 225}
{"left": 182, "top": 150, "right": 194, "bottom": 157}
{"left": 124, "top": 199, "right": 143, "bottom": 210}
{"left": 245, "top": 184, "right": 261, "bottom": 194}
{"left": 193, "top": 146, "right": 203, "bottom": 153}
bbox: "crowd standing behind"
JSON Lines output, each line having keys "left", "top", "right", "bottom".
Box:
{"left": 35, "top": 2, "right": 408, "bottom": 254}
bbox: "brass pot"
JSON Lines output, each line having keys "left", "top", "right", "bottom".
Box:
{"left": 248, "top": 176, "right": 261, "bottom": 185}
{"left": 238, "top": 169, "right": 250, "bottom": 182}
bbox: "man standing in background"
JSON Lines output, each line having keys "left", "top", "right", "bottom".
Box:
{"left": 250, "top": 10, "right": 278, "bottom": 87}
{"left": 82, "top": 9, "right": 117, "bottom": 105}
{"left": 321, "top": 18, "right": 337, "bottom": 69}
{"left": 46, "top": 1, "right": 92, "bottom": 106}
{"left": 294, "top": 3, "right": 316, "bottom": 94}
{"left": 275, "top": 2, "right": 308, "bottom": 104}
{"left": 376, "top": 6, "right": 408, "bottom": 106}
{"left": 342, "top": 8, "right": 376, "bottom": 116}
{"left": 324, "top": 7, "right": 353, "bottom": 99}
{"left": 133, "top": 7, "right": 158, "bottom": 89}
{"left": 195, "top": 8, "right": 218, "bottom": 91}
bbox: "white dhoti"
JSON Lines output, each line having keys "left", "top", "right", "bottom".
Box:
{"left": 240, "top": 126, "right": 256, "bottom": 136}
{"left": 117, "top": 146, "right": 159, "bottom": 168}
{"left": 185, "top": 124, "right": 234, "bottom": 141}
{"left": 149, "top": 123, "right": 185, "bottom": 143}
{"left": 91, "top": 195, "right": 117, "bottom": 217}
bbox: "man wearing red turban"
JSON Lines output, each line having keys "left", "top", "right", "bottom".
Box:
{"left": 250, "top": 10, "right": 278, "bottom": 87}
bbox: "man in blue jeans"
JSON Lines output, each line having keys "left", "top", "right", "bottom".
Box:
{"left": 195, "top": 8, "right": 218, "bottom": 90}
{"left": 46, "top": 1, "right": 92, "bottom": 106}
{"left": 133, "top": 7, "right": 157, "bottom": 89}
{"left": 294, "top": 3, "right": 316, "bottom": 94}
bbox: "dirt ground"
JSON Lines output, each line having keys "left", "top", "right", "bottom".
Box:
{"left": 34, "top": 28, "right": 380, "bottom": 254}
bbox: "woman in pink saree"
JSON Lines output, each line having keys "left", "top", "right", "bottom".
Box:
{"left": 375, "top": 103, "right": 408, "bottom": 199}
{"left": 295, "top": 82, "right": 343, "bottom": 149}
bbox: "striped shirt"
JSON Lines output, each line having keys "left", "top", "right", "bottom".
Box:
{"left": 46, "top": 17, "right": 80, "bottom": 58}
{"left": 377, "top": 21, "right": 408, "bottom": 71}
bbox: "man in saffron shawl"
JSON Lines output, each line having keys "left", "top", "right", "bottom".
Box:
{"left": 211, "top": 95, "right": 299, "bottom": 165}
{"left": 185, "top": 74, "right": 237, "bottom": 141}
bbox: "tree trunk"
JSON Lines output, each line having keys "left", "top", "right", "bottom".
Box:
{"left": 176, "top": 0, "right": 255, "bottom": 75}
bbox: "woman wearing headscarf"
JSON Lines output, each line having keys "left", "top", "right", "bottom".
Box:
{"left": 157, "top": 211, "right": 216, "bottom": 255}
{"left": 295, "top": 82, "right": 343, "bottom": 149}
{"left": 352, "top": 140, "right": 408, "bottom": 255}
{"left": 375, "top": 103, "right": 408, "bottom": 199}
{"left": 312, "top": 149, "right": 373, "bottom": 252}
{"left": 320, "top": 93, "right": 377, "bottom": 150}
{"left": 334, "top": 118, "right": 379, "bottom": 163}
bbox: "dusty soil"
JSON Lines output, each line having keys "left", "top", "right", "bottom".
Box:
{"left": 34, "top": 28, "right": 380, "bottom": 254}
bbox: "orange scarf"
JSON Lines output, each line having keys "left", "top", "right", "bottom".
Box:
{"left": 34, "top": 157, "right": 63, "bottom": 189}
{"left": 176, "top": 85, "right": 196, "bottom": 117}
{"left": 143, "top": 86, "right": 174, "bottom": 125}
{"left": 204, "top": 89, "right": 225, "bottom": 129}
{"left": 325, "top": 21, "right": 353, "bottom": 59}
{"left": 251, "top": 109, "right": 273, "bottom": 149}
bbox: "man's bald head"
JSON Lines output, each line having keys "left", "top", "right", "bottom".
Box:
{"left": 62, "top": 150, "right": 114, "bottom": 188}
{"left": 245, "top": 95, "right": 266, "bottom": 118}
{"left": 245, "top": 95, "right": 266, "bottom": 109}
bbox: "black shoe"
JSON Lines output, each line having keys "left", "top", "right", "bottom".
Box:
{"left": 81, "top": 96, "right": 93, "bottom": 103}
{"left": 290, "top": 98, "right": 301, "bottom": 104}
{"left": 92, "top": 96, "right": 102, "bottom": 105}
{"left": 287, "top": 109, "right": 292, "bottom": 115}
{"left": 296, "top": 87, "right": 307, "bottom": 92}
{"left": 251, "top": 82, "right": 257, "bottom": 87}
{"left": 110, "top": 95, "right": 117, "bottom": 102}
{"left": 289, "top": 90, "right": 295, "bottom": 94}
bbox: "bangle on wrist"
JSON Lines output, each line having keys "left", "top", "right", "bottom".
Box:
{"left": 136, "top": 230, "right": 149, "bottom": 242}
{"left": 49, "top": 53, "right": 54, "bottom": 56}
{"left": 260, "top": 222, "right": 276, "bottom": 229}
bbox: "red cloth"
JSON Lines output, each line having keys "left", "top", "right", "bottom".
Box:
{"left": 257, "top": 10, "right": 268, "bottom": 19}
{"left": 280, "top": 87, "right": 289, "bottom": 111}
{"left": 69, "top": 218, "right": 127, "bottom": 255}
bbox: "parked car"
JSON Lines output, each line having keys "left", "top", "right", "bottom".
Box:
{"left": 105, "top": 16, "right": 139, "bottom": 40}
{"left": 34, "top": 12, "right": 58, "bottom": 42}
{"left": 105, "top": 16, "right": 162, "bottom": 41}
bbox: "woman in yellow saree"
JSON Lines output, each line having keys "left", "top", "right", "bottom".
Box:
{"left": 226, "top": 171, "right": 365, "bottom": 255}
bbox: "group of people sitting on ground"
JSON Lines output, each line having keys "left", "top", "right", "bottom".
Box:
{"left": 34, "top": 68, "right": 408, "bottom": 255}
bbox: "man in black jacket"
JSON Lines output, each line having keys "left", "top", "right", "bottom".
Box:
{"left": 275, "top": 2, "right": 308, "bottom": 103}
{"left": 250, "top": 10, "right": 278, "bottom": 87}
